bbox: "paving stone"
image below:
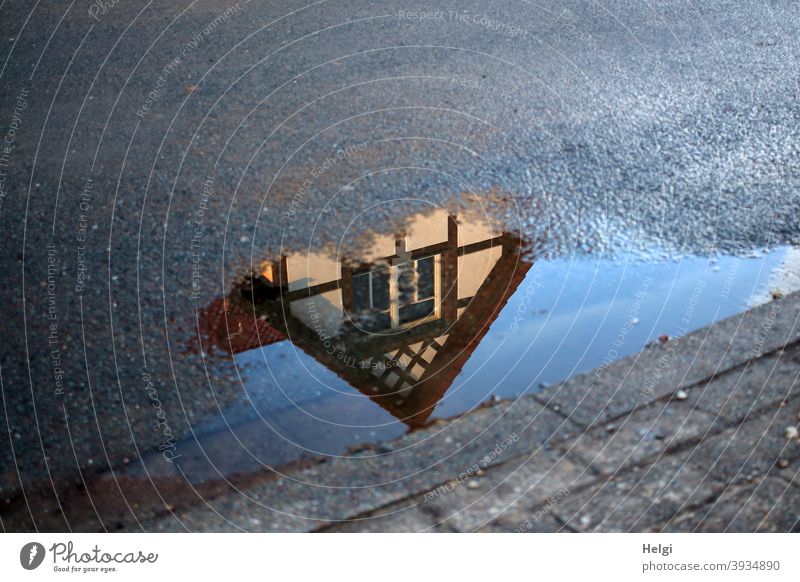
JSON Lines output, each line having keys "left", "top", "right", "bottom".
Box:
{"left": 535, "top": 296, "right": 800, "bottom": 427}
{"left": 686, "top": 341, "right": 800, "bottom": 423}
{"left": 666, "top": 477, "right": 800, "bottom": 532}
{"left": 323, "top": 447, "right": 588, "bottom": 532}
{"left": 479, "top": 511, "right": 566, "bottom": 533}
{"left": 684, "top": 399, "right": 800, "bottom": 488}
{"left": 322, "top": 502, "right": 438, "bottom": 533}
{"left": 421, "top": 448, "right": 590, "bottom": 532}
{"left": 552, "top": 454, "right": 725, "bottom": 532}
{"left": 555, "top": 401, "right": 719, "bottom": 475}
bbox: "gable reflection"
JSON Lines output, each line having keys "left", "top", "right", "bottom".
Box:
{"left": 205, "top": 209, "right": 530, "bottom": 428}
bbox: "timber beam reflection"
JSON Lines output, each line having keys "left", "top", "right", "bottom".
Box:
{"left": 226, "top": 210, "right": 531, "bottom": 428}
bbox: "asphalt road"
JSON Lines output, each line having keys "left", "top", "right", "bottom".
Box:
{"left": 1, "top": 0, "right": 800, "bottom": 526}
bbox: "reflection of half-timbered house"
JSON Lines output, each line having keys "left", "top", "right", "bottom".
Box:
{"left": 213, "top": 209, "right": 530, "bottom": 428}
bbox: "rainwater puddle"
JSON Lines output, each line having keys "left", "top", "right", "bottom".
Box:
{"left": 146, "top": 208, "right": 791, "bottom": 482}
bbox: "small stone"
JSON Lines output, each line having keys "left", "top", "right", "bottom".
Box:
{"left": 772, "top": 289, "right": 784, "bottom": 300}
{"left": 776, "top": 459, "right": 790, "bottom": 469}
{"left": 675, "top": 389, "right": 689, "bottom": 401}
{"left": 579, "top": 515, "right": 591, "bottom": 527}
{"left": 466, "top": 480, "right": 480, "bottom": 490}
{"left": 605, "top": 423, "right": 617, "bottom": 433}
{"left": 783, "top": 426, "right": 798, "bottom": 440}
{"left": 475, "top": 468, "right": 485, "bottom": 476}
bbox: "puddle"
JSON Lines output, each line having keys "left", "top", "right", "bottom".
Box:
{"left": 136, "top": 207, "right": 792, "bottom": 483}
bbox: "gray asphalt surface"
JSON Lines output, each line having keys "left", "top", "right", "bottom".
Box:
{"left": 1, "top": 0, "right": 800, "bottom": 529}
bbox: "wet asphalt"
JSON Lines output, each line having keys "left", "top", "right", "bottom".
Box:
{"left": 1, "top": 0, "right": 800, "bottom": 527}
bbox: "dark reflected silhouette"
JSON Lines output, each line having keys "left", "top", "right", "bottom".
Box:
{"left": 202, "top": 209, "right": 531, "bottom": 428}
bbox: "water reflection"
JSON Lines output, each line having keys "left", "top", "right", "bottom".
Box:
{"left": 204, "top": 208, "right": 529, "bottom": 429}
{"left": 173, "top": 206, "right": 786, "bottom": 482}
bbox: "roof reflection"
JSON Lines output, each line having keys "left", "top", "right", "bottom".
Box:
{"left": 201, "top": 208, "right": 530, "bottom": 428}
